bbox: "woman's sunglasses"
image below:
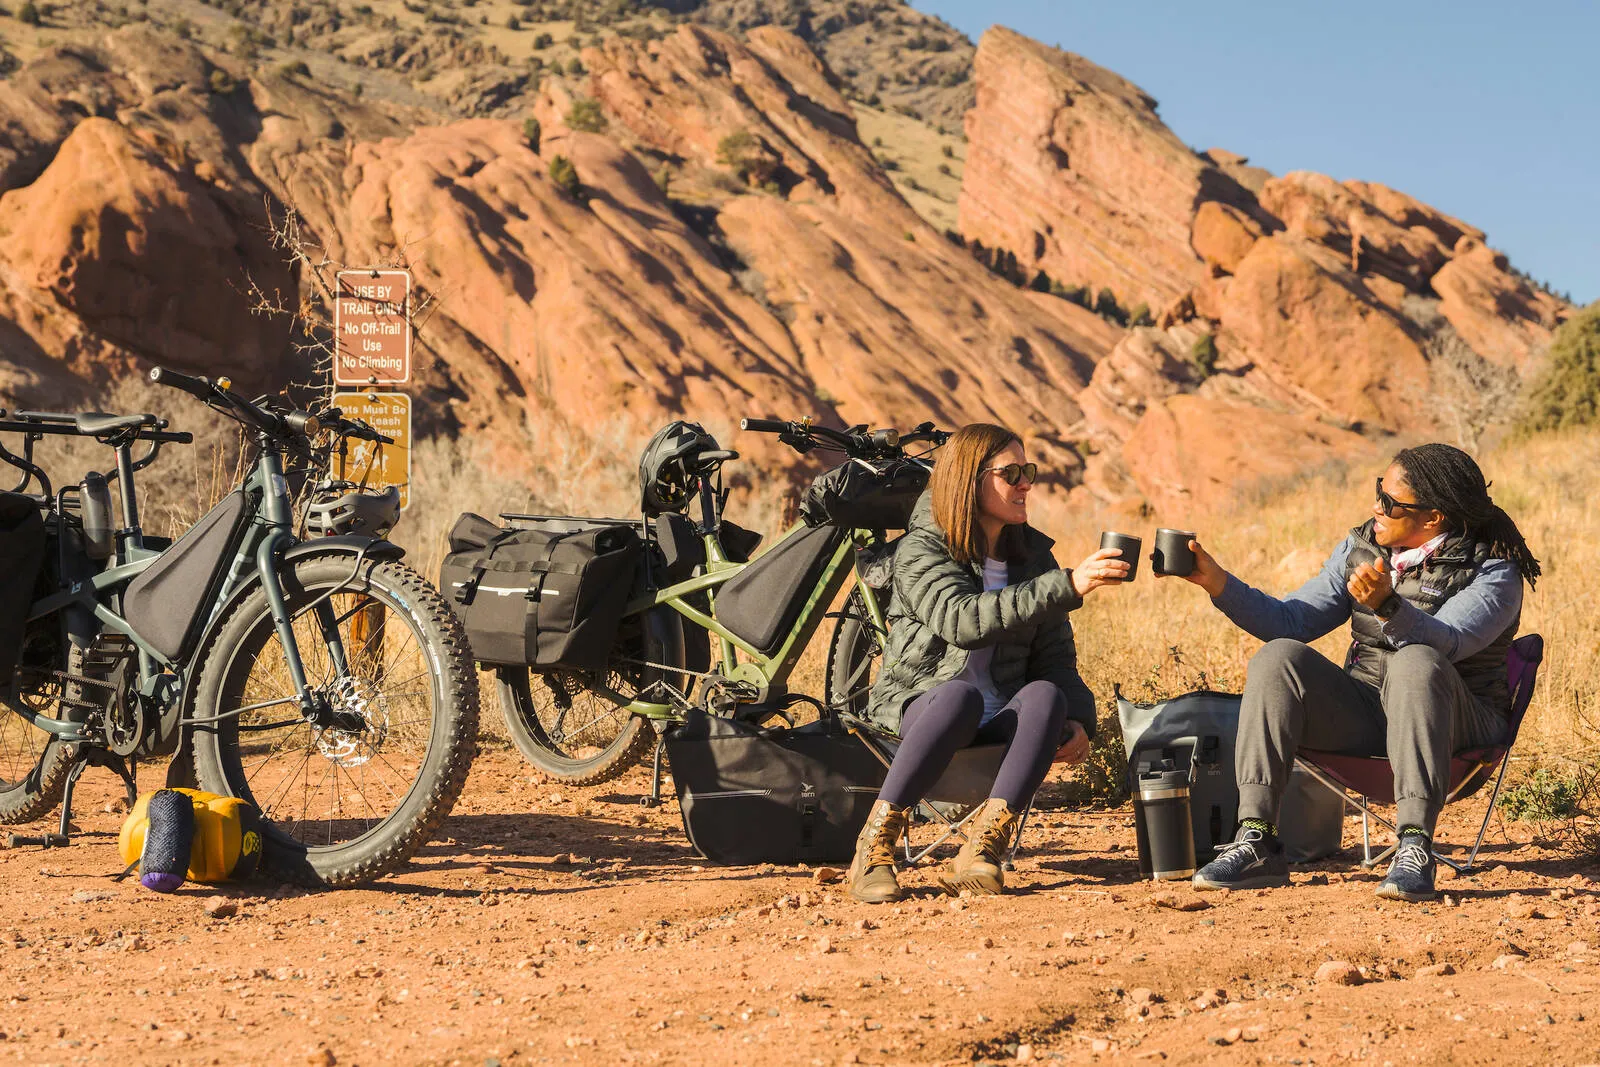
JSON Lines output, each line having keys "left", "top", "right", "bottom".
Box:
{"left": 1375, "top": 478, "right": 1431, "bottom": 518}
{"left": 983, "top": 462, "right": 1039, "bottom": 487}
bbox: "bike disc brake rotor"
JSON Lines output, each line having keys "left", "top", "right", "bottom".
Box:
{"left": 314, "top": 675, "right": 390, "bottom": 767}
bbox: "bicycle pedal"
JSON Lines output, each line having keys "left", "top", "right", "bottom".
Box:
{"left": 7, "top": 832, "right": 70, "bottom": 848}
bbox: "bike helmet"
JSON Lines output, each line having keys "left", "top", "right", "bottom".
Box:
{"left": 306, "top": 483, "right": 401, "bottom": 537}
{"left": 638, "top": 420, "right": 717, "bottom": 515}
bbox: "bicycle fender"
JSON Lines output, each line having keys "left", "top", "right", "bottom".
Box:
{"left": 159, "top": 536, "right": 407, "bottom": 772}
{"left": 281, "top": 535, "right": 406, "bottom": 565}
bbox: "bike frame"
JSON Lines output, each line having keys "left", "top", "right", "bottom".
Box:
{"left": 6, "top": 440, "right": 348, "bottom": 746}
{"left": 615, "top": 521, "right": 889, "bottom": 720}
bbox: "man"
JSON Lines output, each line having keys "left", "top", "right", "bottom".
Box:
{"left": 1166, "top": 443, "right": 1540, "bottom": 902}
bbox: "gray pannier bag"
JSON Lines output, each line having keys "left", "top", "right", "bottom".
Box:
{"left": 1118, "top": 688, "right": 1344, "bottom": 864}
{"left": 440, "top": 512, "right": 643, "bottom": 671}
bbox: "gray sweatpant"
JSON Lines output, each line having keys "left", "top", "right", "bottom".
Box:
{"left": 1236, "top": 639, "right": 1508, "bottom": 835}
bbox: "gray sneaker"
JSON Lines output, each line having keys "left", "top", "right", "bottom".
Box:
{"left": 1192, "top": 827, "right": 1290, "bottom": 891}
{"left": 1375, "top": 837, "right": 1438, "bottom": 902}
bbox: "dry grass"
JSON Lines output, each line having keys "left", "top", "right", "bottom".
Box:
{"left": 852, "top": 103, "right": 965, "bottom": 233}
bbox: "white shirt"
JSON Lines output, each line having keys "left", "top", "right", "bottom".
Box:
{"left": 954, "top": 557, "right": 1010, "bottom": 724}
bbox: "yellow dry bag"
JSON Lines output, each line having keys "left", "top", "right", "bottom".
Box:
{"left": 117, "top": 788, "right": 265, "bottom": 892}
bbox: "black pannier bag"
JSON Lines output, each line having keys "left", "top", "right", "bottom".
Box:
{"left": 665, "top": 709, "right": 886, "bottom": 864}
{"left": 440, "top": 513, "right": 643, "bottom": 670}
{"left": 122, "top": 489, "right": 250, "bottom": 661}
{"left": 713, "top": 524, "right": 843, "bottom": 654}
{"left": 799, "top": 458, "right": 929, "bottom": 531}
{"left": 0, "top": 493, "right": 46, "bottom": 684}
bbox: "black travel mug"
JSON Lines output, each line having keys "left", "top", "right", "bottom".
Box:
{"left": 1152, "top": 528, "right": 1197, "bottom": 577}
{"left": 1133, "top": 759, "right": 1197, "bottom": 881}
{"left": 1099, "top": 531, "right": 1141, "bottom": 581}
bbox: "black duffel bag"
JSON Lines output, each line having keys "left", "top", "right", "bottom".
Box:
{"left": 440, "top": 512, "right": 643, "bottom": 670}
{"left": 665, "top": 709, "right": 886, "bottom": 865}
{"left": 798, "top": 458, "right": 928, "bottom": 531}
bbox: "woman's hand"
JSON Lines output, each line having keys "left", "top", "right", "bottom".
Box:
{"left": 1053, "top": 720, "right": 1091, "bottom": 765}
{"left": 1154, "top": 537, "right": 1229, "bottom": 598}
{"left": 1071, "top": 547, "right": 1132, "bottom": 597}
{"left": 1347, "top": 557, "right": 1394, "bottom": 611}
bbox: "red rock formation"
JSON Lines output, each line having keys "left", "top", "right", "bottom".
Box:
{"left": 1191, "top": 202, "right": 1263, "bottom": 277}
{"left": 957, "top": 27, "right": 1252, "bottom": 312}
{"left": 1432, "top": 237, "right": 1568, "bottom": 369}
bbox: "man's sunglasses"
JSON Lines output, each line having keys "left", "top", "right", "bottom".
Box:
{"left": 1375, "top": 478, "right": 1431, "bottom": 518}
{"left": 983, "top": 462, "right": 1039, "bottom": 486}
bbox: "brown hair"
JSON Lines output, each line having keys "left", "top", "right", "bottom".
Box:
{"left": 930, "top": 423, "right": 1021, "bottom": 566}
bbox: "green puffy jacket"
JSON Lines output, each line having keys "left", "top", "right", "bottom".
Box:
{"left": 864, "top": 492, "right": 1096, "bottom": 737}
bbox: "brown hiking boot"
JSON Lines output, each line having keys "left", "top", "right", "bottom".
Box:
{"left": 938, "top": 798, "right": 1021, "bottom": 896}
{"left": 848, "top": 800, "right": 910, "bottom": 904}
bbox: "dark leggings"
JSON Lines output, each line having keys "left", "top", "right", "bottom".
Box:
{"left": 878, "top": 679, "right": 1070, "bottom": 809}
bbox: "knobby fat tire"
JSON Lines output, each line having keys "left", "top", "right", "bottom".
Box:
{"left": 190, "top": 556, "right": 479, "bottom": 888}
{"left": 496, "top": 614, "right": 681, "bottom": 786}
{"left": 0, "top": 644, "right": 103, "bottom": 824}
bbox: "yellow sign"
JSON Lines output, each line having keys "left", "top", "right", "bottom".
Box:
{"left": 331, "top": 392, "right": 412, "bottom": 510}
{"left": 334, "top": 269, "right": 411, "bottom": 386}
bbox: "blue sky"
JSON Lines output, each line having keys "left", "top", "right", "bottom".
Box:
{"left": 914, "top": 1, "right": 1597, "bottom": 306}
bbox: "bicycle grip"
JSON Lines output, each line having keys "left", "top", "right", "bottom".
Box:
{"left": 739, "top": 418, "right": 789, "bottom": 433}
{"left": 148, "top": 366, "right": 213, "bottom": 400}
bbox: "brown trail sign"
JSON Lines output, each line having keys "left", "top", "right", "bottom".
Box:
{"left": 334, "top": 269, "right": 411, "bottom": 386}
{"left": 332, "top": 392, "right": 412, "bottom": 510}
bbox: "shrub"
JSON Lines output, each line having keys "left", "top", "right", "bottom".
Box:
{"left": 941, "top": 144, "right": 954, "bottom": 158}
{"left": 548, "top": 154, "right": 580, "bottom": 198}
{"left": 1029, "top": 270, "right": 1052, "bottom": 294}
{"left": 1190, "top": 332, "right": 1219, "bottom": 378}
{"left": 1094, "top": 286, "right": 1124, "bottom": 323}
{"left": 937, "top": 162, "right": 951, "bottom": 176}
{"left": 1130, "top": 301, "right": 1153, "bottom": 327}
{"left": 208, "top": 69, "right": 236, "bottom": 93}
{"left": 565, "top": 96, "right": 606, "bottom": 132}
{"left": 1518, "top": 302, "right": 1600, "bottom": 434}
{"left": 522, "top": 116, "right": 541, "bottom": 152}
{"left": 565, "top": 56, "right": 586, "bottom": 76}
{"left": 716, "top": 129, "right": 776, "bottom": 186}
{"left": 506, "top": 14, "right": 521, "bottom": 28}
{"left": 877, "top": 156, "right": 899, "bottom": 171}
{"left": 1497, "top": 768, "right": 1582, "bottom": 822}
{"left": 1052, "top": 281, "right": 1090, "bottom": 308}
{"left": 532, "top": 32, "right": 553, "bottom": 49}
{"left": 16, "top": 2, "right": 39, "bottom": 26}
{"left": 275, "top": 59, "right": 312, "bottom": 80}
{"left": 173, "top": 16, "right": 192, "bottom": 38}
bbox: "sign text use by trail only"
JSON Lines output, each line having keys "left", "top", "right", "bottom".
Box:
{"left": 334, "top": 269, "right": 411, "bottom": 386}
{"left": 332, "top": 392, "right": 412, "bottom": 510}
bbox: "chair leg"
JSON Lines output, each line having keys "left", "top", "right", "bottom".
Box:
{"left": 1003, "top": 796, "right": 1035, "bottom": 872}
{"left": 1458, "top": 753, "right": 1517, "bottom": 874}
{"left": 1361, "top": 804, "right": 1371, "bottom": 867}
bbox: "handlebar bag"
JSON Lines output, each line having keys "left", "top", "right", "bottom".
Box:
{"left": 799, "top": 458, "right": 929, "bottom": 531}
{"left": 440, "top": 513, "right": 642, "bottom": 670}
{"left": 664, "top": 709, "right": 886, "bottom": 865}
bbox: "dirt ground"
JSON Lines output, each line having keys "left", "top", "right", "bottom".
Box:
{"left": 0, "top": 746, "right": 1597, "bottom": 1067}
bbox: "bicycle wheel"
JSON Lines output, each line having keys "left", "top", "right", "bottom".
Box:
{"left": 497, "top": 608, "right": 685, "bottom": 786}
{"left": 191, "top": 555, "right": 479, "bottom": 887}
{"left": 0, "top": 635, "right": 87, "bottom": 824}
{"left": 825, "top": 588, "right": 885, "bottom": 716}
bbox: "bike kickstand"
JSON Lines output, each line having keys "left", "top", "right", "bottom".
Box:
{"left": 6, "top": 754, "right": 88, "bottom": 849}
{"left": 642, "top": 722, "right": 668, "bottom": 809}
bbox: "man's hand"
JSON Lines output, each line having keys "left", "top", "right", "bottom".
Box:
{"left": 1347, "top": 557, "right": 1395, "bottom": 611}
{"left": 1053, "top": 720, "right": 1091, "bottom": 766}
{"left": 1154, "top": 537, "right": 1229, "bottom": 598}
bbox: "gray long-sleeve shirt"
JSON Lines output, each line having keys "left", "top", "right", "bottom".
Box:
{"left": 1212, "top": 535, "right": 1523, "bottom": 661}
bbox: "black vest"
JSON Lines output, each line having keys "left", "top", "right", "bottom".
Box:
{"left": 1342, "top": 519, "right": 1517, "bottom": 711}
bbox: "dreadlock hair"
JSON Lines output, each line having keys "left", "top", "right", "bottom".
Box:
{"left": 1392, "top": 443, "right": 1541, "bottom": 589}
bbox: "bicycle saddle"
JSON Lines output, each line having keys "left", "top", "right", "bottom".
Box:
{"left": 75, "top": 412, "right": 157, "bottom": 435}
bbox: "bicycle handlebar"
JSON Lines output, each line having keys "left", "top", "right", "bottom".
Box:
{"left": 739, "top": 416, "right": 950, "bottom": 460}
{"left": 147, "top": 366, "right": 213, "bottom": 402}
{"left": 318, "top": 407, "right": 394, "bottom": 445}
{"left": 149, "top": 366, "right": 322, "bottom": 443}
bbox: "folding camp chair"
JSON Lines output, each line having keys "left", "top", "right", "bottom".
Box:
{"left": 839, "top": 712, "right": 1035, "bottom": 869}
{"left": 1292, "top": 633, "right": 1544, "bottom": 873}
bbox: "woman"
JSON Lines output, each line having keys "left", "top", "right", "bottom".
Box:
{"left": 848, "top": 423, "right": 1129, "bottom": 902}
